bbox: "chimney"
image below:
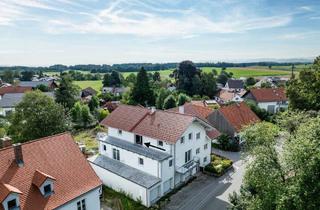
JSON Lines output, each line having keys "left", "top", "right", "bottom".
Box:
{"left": 179, "top": 106, "right": 184, "bottom": 114}
{"left": 13, "top": 143, "right": 24, "bottom": 167}
{"left": 0, "top": 137, "right": 12, "bottom": 149}
{"left": 150, "top": 107, "right": 156, "bottom": 114}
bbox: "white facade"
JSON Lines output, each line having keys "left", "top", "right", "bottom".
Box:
{"left": 257, "top": 101, "right": 288, "bottom": 113}
{"left": 0, "top": 107, "right": 14, "bottom": 116}
{"left": 91, "top": 120, "right": 211, "bottom": 207}
{"left": 56, "top": 187, "right": 101, "bottom": 210}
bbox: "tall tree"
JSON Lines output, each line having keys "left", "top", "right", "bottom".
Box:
{"left": 286, "top": 58, "right": 320, "bottom": 111}
{"left": 20, "top": 71, "right": 34, "bottom": 81}
{"left": 156, "top": 88, "right": 171, "bottom": 109}
{"left": 217, "top": 70, "right": 232, "bottom": 85}
{"left": 55, "top": 75, "right": 80, "bottom": 110}
{"left": 8, "top": 91, "right": 69, "bottom": 143}
{"left": 172, "top": 61, "right": 202, "bottom": 96}
{"left": 163, "top": 94, "right": 176, "bottom": 109}
{"left": 130, "top": 67, "right": 155, "bottom": 106}
{"left": 153, "top": 72, "right": 161, "bottom": 82}
{"left": 110, "top": 70, "right": 121, "bottom": 87}
{"left": 102, "top": 73, "right": 111, "bottom": 87}
{"left": 1, "top": 70, "right": 14, "bottom": 83}
{"left": 200, "top": 72, "right": 217, "bottom": 98}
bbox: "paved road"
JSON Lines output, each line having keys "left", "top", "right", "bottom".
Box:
{"left": 164, "top": 149, "right": 246, "bottom": 210}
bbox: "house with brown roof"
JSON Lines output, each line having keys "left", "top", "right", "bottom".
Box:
{"left": 168, "top": 103, "right": 221, "bottom": 140}
{"left": 90, "top": 105, "right": 214, "bottom": 207}
{"left": 0, "top": 133, "right": 102, "bottom": 210}
{"left": 0, "top": 86, "right": 32, "bottom": 99}
{"left": 207, "top": 102, "right": 260, "bottom": 141}
{"left": 243, "top": 88, "right": 288, "bottom": 113}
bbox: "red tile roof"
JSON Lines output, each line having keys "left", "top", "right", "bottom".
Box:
{"left": 248, "top": 88, "right": 287, "bottom": 102}
{"left": 0, "top": 133, "right": 102, "bottom": 210}
{"left": 101, "top": 105, "right": 208, "bottom": 143}
{"left": 0, "top": 86, "right": 32, "bottom": 96}
{"left": 0, "top": 183, "right": 22, "bottom": 203}
{"left": 219, "top": 102, "right": 260, "bottom": 132}
{"left": 168, "top": 103, "right": 221, "bottom": 139}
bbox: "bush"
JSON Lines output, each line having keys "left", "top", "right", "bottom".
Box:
{"left": 205, "top": 154, "right": 233, "bottom": 176}
{"left": 213, "top": 134, "right": 240, "bottom": 152}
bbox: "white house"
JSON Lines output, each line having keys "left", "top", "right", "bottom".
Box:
{"left": 0, "top": 133, "right": 102, "bottom": 210}
{"left": 89, "top": 105, "right": 214, "bottom": 207}
{"left": 243, "top": 88, "right": 288, "bottom": 113}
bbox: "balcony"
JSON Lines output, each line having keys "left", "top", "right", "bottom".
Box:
{"left": 176, "top": 158, "right": 199, "bottom": 174}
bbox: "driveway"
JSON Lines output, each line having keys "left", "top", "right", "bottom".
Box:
{"left": 163, "top": 148, "right": 245, "bottom": 210}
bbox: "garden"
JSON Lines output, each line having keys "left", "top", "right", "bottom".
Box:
{"left": 204, "top": 154, "right": 233, "bottom": 177}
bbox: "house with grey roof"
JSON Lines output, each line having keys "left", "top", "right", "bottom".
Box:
{"left": 18, "top": 81, "right": 58, "bottom": 90}
{"left": 225, "top": 79, "right": 245, "bottom": 92}
{"left": 0, "top": 92, "right": 54, "bottom": 116}
{"left": 89, "top": 105, "right": 214, "bottom": 207}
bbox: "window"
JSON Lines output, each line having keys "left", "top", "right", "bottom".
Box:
{"left": 204, "top": 157, "right": 207, "bottom": 163}
{"left": 180, "top": 136, "right": 185, "bottom": 144}
{"left": 169, "top": 159, "right": 173, "bottom": 167}
{"left": 44, "top": 184, "right": 52, "bottom": 195}
{"left": 185, "top": 149, "right": 191, "bottom": 163}
{"left": 118, "top": 129, "right": 122, "bottom": 135}
{"left": 77, "top": 199, "right": 86, "bottom": 210}
{"left": 158, "top": 141, "right": 163, "bottom": 146}
{"left": 7, "top": 199, "right": 17, "bottom": 209}
{"left": 103, "top": 145, "right": 106, "bottom": 151}
{"left": 204, "top": 144, "right": 208, "bottom": 150}
{"left": 188, "top": 133, "right": 192, "bottom": 140}
{"left": 113, "top": 149, "right": 120, "bottom": 160}
{"left": 139, "top": 157, "right": 144, "bottom": 165}
{"left": 196, "top": 132, "right": 200, "bottom": 139}
{"left": 135, "top": 135, "right": 143, "bottom": 145}
{"left": 196, "top": 148, "right": 200, "bottom": 154}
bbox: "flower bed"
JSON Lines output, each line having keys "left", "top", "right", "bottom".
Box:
{"left": 204, "top": 154, "right": 233, "bottom": 177}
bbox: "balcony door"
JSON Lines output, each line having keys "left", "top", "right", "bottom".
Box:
{"left": 135, "top": 135, "right": 143, "bottom": 145}
{"left": 185, "top": 149, "right": 192, "bottom": 163}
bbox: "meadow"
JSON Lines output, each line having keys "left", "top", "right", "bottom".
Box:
{"left": 61, "top": 65, "right": 306, "bottom": 92}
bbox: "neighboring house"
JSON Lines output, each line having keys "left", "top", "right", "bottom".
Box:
{"left": 102, "top": 87, "right": 128, "bottom": 96}
{"left": 0, "top": 92, "right": 54, "bottom": 116}
{"left": 243, "top": 88, "right": 288, "bottom": 113}
{"left": 168, "top": 103, "right": 221, "bottom": 140}
{"left": 216, "top": 89, "right": 246, "bottom": 104}
{"left": 224, "top": 79, "right": 244, "bottom": 92}
{"left": 18, "top": 81, "right": 58, "bottom": 90}
{"left": 89, "top": 105, "right": 214, "bottom": 207}
{"left": 0, "top": 133, "right": 102, "bottom": 210}
{"left": 81, "top": 87, "right": 98, "bottom": 98}
{"left": 0, "top": 86, "right": 32, "bottom": 99}
{"left": 167, "top": 84, "right": 176, "bottom": 92}
{"left": 207, "top": 102, "right": 260, "bottom": 141}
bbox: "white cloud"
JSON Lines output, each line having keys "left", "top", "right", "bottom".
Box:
{"left": 300, "top": 6, "right": 313, "bottom": 11}
{"left": 44, "top": 0, "right": 292, "bottom": 37}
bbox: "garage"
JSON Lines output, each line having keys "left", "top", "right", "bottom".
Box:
{"left": 163, "top": 178, "right": 172, "bottom": 194}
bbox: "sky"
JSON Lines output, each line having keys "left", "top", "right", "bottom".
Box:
{"left": 0, "top": 0, "right": 319, "bottom": 66}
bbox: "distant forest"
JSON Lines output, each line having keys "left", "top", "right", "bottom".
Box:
{"left": 0, "top": 62, "right": 310, "bottom": 73}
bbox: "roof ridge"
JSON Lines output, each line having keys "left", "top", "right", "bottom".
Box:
{"left": 0, "top": 132, "right": 71, "bottom": 152}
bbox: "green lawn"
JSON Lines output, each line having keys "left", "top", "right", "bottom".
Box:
{"left": 74, "top": 80, "right": 103, "bottom": 92}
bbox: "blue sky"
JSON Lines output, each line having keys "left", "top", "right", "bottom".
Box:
{"left": 0, "top": 0, "right": 319, "bottom": 66}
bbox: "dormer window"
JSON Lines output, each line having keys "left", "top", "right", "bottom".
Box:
{"left": 0, "top": 183, "right": 22, "bottom": 210}
{"left": 7, "top": 199, "right": 18, "bottom": 209}
{"left": 32, "top": 170, "right": 56, "bottom": 198}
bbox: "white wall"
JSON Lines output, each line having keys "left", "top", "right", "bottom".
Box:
{"left": 108, "top": 127, "right": 135, "bottom": 143}
{"left": 57, "top": 187, "right": 101, "bottom": 210}
{"left": 90, "top": 163, "right": 148, "bottom": 206}
{"left": 0, "top": 107, "right": 14, "bottom": 116}
{"left": 175, "top": 122, "right": 211, "bottom": 168}
{"left": 99, "top": 142, "right": 160, "bottom": 177}
{"left": 257, "top": 102, "right": 288, "bottom": 113}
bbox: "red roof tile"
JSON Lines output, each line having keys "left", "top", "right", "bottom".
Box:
{"left": 248, "top": 88, "right": 287, "bottom": 102}
{"left": 0, "top": 133, "right": 102, "bottom": 210}
{"left": 219, "top": 102, "right": 260, "bottom": 132}
{"left": 0, "top": 86, "right": 32, "bottom": 96}
{"left": 101, "top": 105, "right": 203, "bottom": 143}
{"left": 168, "top": 103, "right": 221, "bottom": 139}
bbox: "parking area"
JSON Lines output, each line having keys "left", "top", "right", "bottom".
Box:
{"left": 163, "top": 149, "right": 245, "bottom": 210}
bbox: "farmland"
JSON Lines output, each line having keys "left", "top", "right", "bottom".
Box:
{"left": 67, "top": 65, "right": 306, "bottom": 92}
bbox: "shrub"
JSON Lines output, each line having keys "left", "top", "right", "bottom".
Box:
{"left": 214, "top": 134, "right": 240, "bottom": 152}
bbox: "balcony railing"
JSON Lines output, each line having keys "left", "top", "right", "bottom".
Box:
{"left": 176, "top": 158, "right": 199, "bottom": 174}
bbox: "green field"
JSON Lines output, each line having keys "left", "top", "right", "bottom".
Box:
{"left": 68, "top": 65, "right": 306, "bottom": 92}
{"left": 74, "top": 80, "right": 103, "bottom": 92}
